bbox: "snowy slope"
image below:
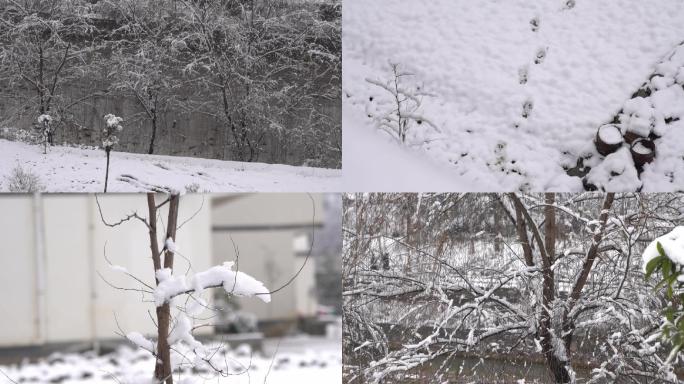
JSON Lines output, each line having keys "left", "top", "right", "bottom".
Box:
{"left": 343, "top": 109, "right": 497, "bottom": 192}
{"left": 343, "top": 0, "right": 684, "bottom": 191}
{"left": 0, "top": 140, "right": 341, "bottom": 193}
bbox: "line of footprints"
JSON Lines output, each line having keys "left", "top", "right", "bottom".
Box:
{"left": 517, "top": 0, "right": 575, "bottom": 120}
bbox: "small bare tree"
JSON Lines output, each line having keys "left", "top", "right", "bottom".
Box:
{"left": 366, "top": 63, "right": 436, "bottom": 144}
{"left": 102, "top": 114, "right": 123, "bottom": 192}
{"left": 37, "top": 114, "right": 53, "bottom": 154}
{"left": 96, "top": 193, "right": 316, "bottom": 383}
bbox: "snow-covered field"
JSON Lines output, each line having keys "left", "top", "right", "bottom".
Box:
{"left": 0, "top": 336, "right": 341, "bottom": 384}
{"left": 0, "top": 140, "right": 341, "bottom": 192}
{"left": 343, "top": 0, "right": 684, "bottom": 191}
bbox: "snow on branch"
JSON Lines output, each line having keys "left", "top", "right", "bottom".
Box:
{"left": 154, "top": 262, "right": 271, "bottom": 307}
{"left": 642, "top": 226, "right": 684, "bottom": 268}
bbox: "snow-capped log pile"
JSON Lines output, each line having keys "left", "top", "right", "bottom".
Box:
{"left": 344, "top": 0, "right": 684, "bottom": 192}
{"left": 585, "top": 43, "right": 684, "bottom": 191}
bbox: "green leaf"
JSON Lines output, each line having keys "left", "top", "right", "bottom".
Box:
{"left": 645, "top": 254, "right": 665, "bottom": 280}
{"left": 663, "top": 259, "right": 673, "bottom": 279}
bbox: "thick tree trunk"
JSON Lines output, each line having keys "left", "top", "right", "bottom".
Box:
{"left": 539, "top": 193, "right": 571, "bottom": 383}
{"left": 147, "top": 194, "right": 180, "bottom": 384}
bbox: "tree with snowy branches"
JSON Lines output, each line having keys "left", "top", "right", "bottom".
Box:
{"left": 0, "top": 0, "right": 104, "bottom": 142}
{"left": 343, "top": 193, "right": 684, "bottom": 384}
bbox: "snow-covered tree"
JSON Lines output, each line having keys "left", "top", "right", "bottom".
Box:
{"left": 343, "top": 193, "right": 684, "bottom": 383}
{"left": 104, "top": 0, "right": 188, "bottom": 155}
{"left": 178, "top": 0, "right": 341, "bottom": 165}
{"left": 0, "top": 0, "right": 102, "bottom": 141}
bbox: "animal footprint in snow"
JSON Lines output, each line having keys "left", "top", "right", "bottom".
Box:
{"left": 534, "top": 48, "right": 547, "bottom": 64}
{"left": 530, "top": 17, "right": 540, "bottom": 32}
{"left": 522, "top": 100, "right": 534, "bottom": 118}
{"left": 518, "top": 66, "right": 529, "bottom": 84}
{"left": 565, "top": 0, "right": 576, "bottom": 10}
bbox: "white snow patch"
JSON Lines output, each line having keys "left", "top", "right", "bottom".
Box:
{"left": 642, "top": 226, "right": 684, "bottom": 269}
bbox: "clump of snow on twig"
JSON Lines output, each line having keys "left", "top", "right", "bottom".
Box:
{"left": 109, "top": 264, "right": 128, "bottom": 274}
{"left": 126, "top": 332, "right": 155, "bottom": 353}
{"left": 153, "top": 262, "right": 271, "bottom": 306}
{"left": 104, "top": 113, "right": 123, "bottom": 131}
{"left": 165, "top": 237, "right": 178, "bottom": 253}
{"left": 37, "top": 114, "right": 52, "bottom": 124}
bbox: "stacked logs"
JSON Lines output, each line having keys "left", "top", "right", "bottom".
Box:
{"left": 594, "top": 123, "right": 655, "bottom": 169}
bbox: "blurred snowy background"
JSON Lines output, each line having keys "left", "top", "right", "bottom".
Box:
{"left": 0, "top": 193, "right": 342, "bottom": 383}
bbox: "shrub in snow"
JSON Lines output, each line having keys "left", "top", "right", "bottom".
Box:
{"left": 5, "top": 165, "right": 44, "bottom": 192}
{"left": 365, "top": 63, "right": 437, "bottom": 144}
{"left": 37, "top": 114, "right": 54, "bottom": 154}
{"left": 643, "top": 226, "right": 684, "bottom": 364}
{"left": 102, "top": 114, "right": 123, "bottom": 192}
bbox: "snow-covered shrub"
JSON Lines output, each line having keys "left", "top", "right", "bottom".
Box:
{"left": 365, "top": 63, "right": 437, "bottom": 144}
{"left": 37, "top": 114, "right": 54, "bottom": 154}
{"left": 102, "top": 114, "right": 123, "bottom": 192}
{"left": 184, "top": 183, "right": 202, "bottom": 193}
{"left": 0, "top": 127, "right": 41, "bottom": 144}
{"left": 5, "top": 165, "right": 44, "bottom": 192}
{"left": 643, "top": 227, "right": 684, "bottom": 364}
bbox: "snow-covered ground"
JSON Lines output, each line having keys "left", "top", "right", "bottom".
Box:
{"left": 343, "top": 111, "right": 497, "bottom": 191}
{"left": 0, "top": 140, "right": 341, "bottom": 192}
{"left": 343, "top": 0, "right": 684, "bottom": 191}
{"left": 0, "top": 336, "right": 341, "bottom": 384}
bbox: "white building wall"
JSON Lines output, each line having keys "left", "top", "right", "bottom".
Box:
{"left": 0, "top": 195, "right": 39, "bottom": 346}
{"left": 211, "top": 194, "right": 323, "bottom": 321}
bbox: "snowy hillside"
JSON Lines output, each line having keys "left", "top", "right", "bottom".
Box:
{"left": 0, "top": 140, "right": 341, "bottom": 193}
{"left": 343, "top": 0, "right": 684, "bottom": 191}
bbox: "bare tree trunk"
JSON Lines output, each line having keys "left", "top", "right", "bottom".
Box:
{"left": 539, "top": 193, "right": 569, "bottom": 383}
{"left": 148, "top": 114, "right": 157, "bottom": 155}
{"left": 104, "top": 150, "right": 110, "bottom": 192}
{"left": 147, "top": 194, "right": 180, "bottom": 384}
{"left": 512, "top": 198, "right": 534, "bottom": 267}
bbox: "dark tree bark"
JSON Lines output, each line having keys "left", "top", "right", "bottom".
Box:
{"left": 147, "top": 193, "right": 180, "bottom": 384}
{"left": 104, "top": 149, "right": 110, "bottom": 192}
